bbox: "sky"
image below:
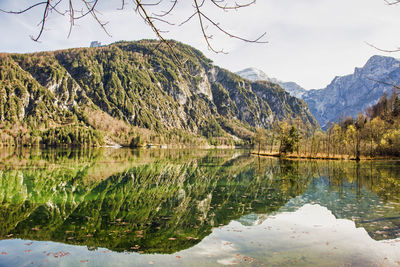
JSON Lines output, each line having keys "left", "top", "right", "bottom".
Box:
{"left": 0, "top": 0, "right": 400, "bottom": 89}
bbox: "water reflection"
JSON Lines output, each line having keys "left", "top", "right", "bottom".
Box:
{"left": 0, "top": 148, "right": 399, "bottom": 266}
{"left": 1, "top": 149, "right": 312, "bottom": 254}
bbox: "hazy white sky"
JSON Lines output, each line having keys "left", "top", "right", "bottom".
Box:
{"left": 0, "top": 0, "right": 399, "bottom": 89}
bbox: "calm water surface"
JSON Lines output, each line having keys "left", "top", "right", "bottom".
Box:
{"left": 0, "top": 148, "right": 399, "bottom": 266}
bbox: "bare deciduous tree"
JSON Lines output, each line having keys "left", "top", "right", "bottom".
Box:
{"left": 0, "top": 0, "right": 267, "bottom": 53}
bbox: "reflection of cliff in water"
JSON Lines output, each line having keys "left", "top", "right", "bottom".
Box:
{"left": 0, "top": 149, "right": 312, "bottom": 254}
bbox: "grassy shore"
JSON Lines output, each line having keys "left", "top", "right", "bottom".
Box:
{"left": 250, "top": 150, "right": 400, "bottom": 161}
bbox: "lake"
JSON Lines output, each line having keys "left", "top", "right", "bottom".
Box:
{"left": 0, "top": 148, "right": 399, "bottom": 266}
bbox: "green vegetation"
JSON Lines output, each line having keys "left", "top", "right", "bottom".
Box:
{"left": 279, "top": 123, "right": 300, "bottom": 155}
{"left": 41, "top": 124, "right": 105, "bottom": 147}
{"left": 0, "top": 40, "right": 316, "bottom": 148}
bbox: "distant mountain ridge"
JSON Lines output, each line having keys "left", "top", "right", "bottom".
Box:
{"left": 236, "top": 68, "right": 307, "bottom": 99}
{"left": 302, "top": 55, "right": 400, "bottom": 128}
{"left": 236, "top": 68, "right": 271, "bottom": 82}
{"left": 237, "top": 55, "right": 400, "bottom": 128}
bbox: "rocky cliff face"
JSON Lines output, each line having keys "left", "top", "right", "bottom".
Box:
{"left": 302, "top": 55, "right": 400, "bottom": 128}
{"left": 0, "top": 40, "right": 317, "bottom": 144}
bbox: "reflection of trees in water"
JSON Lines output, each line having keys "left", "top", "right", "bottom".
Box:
{"left": 0, "top": 150, "right": 311, "bottom": 254}
{"left": 322, "top": 161, "right": 400, "bottom": 203}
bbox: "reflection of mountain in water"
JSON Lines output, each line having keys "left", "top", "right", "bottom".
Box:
{"left": 0, "top": 150, "right": 311, "bottom": 254}
{"left": 281, "top": 178, "right": 400, "bottom": 240}
{"left": 270, "top": 162, "right": 400, "bottom": 241}
{"left": 236, "top": 213, "right": 269, "bottom": 226}
{"left": 1, "top": 150, "right": 400, "bottom": 254}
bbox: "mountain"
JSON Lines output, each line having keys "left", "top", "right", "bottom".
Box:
{"left": 277, "top": 81, "right": 307, "bottom": 99}
{"left": 302, "top": 55, "right": 400, "bottom": 128}
{"left": 237, "top": 55, "right": 400, "bottom": 129}
{"left": 0, "top": 40, "right": 317, "bottom": 147}
{"left": 236, "top": 68, "right": 307, "bottom": 99}
{"left": 235, "top": 67, "right": 271, "bottom": 82}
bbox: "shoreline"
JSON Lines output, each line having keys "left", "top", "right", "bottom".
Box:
{"left": 250, "top": 151, "right": 400, "bottom": 161}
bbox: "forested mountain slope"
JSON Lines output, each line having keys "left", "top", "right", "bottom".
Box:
{"left": 0, "top": 40, "right": 317, "bottom": 147}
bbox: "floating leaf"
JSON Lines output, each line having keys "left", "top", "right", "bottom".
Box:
{"left": 53, "top": 252, "right": 70, "bottom": 258}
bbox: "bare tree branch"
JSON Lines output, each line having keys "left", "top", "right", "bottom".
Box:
{"left": 365, "top": 42, "right": 400, "bottom": 53}
{"left": 0, "top": 2, "right": 49, "bottom": 14}
{"left": 210, "top": 0, "right": 256, "bottom": 10}
{"left": 367, "top": 77, "right": 400, "bottom": 90}
{"left": 153, "top": 0, "right": 177, "bottom": 17}
{"left": 193, "top": 0, "right": 225, "bottom": 53}
{"left": 366, "top": 0, "right": 400, "bottom": 52}
{"left": 384, "top": 0, "right": 400, "bottom": 5}
{"left": 0, "top": 0, "right": 268, "bottom": 53}
{"left": 191, "top": 0, "right": 267, "bottom": 53}
{"left": 31, "top": 0, "right": 51, "bottom": 41}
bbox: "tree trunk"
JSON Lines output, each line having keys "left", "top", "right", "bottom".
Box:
{"left": 270, "top": 134, "right": 274, "bottom": 153}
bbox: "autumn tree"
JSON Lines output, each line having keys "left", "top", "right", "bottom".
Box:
{"left": 331, "top": 123, "right": 343, "bottom": 157}
{"left": 265, "top": 120, "right": 279, "bottom": 153}
{"left": 254, "top": 127, "right": 266, "bottom": 154}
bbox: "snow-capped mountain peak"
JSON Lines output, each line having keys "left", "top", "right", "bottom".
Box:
{"left": 235, "top": 68, "right": 307, "bottom": 99}
{"left": 236, "top": 67, "right": 271, "bottom": 82}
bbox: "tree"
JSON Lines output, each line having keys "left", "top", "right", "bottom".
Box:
{"left": 380, "top": 127, "right": 400, "bottom": 156}
{"left": 0, "top": 0, "right": 267, "bottom": 54}
{"left": 354, "top": 113, "right": 367, "bottom": 160}
{"left": 331, "top": 123, "right": 342, "bottom": 157}
{"left": 267, "top": 120, "right": 279, "bottom": 153}
{"left": 393, "top": 96, "right": 400, "bottom": 117}
{"left": 254, "top": 127, "right": 265, "bottom": 155}
{"left": 344, "top": 124, "right": 357, "bottom": 158}
{"left": 279, "top": 124, "right": 300, "bottom": 156}
{"left": 130, "top": 134, "right": 143, "bottom": 148}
